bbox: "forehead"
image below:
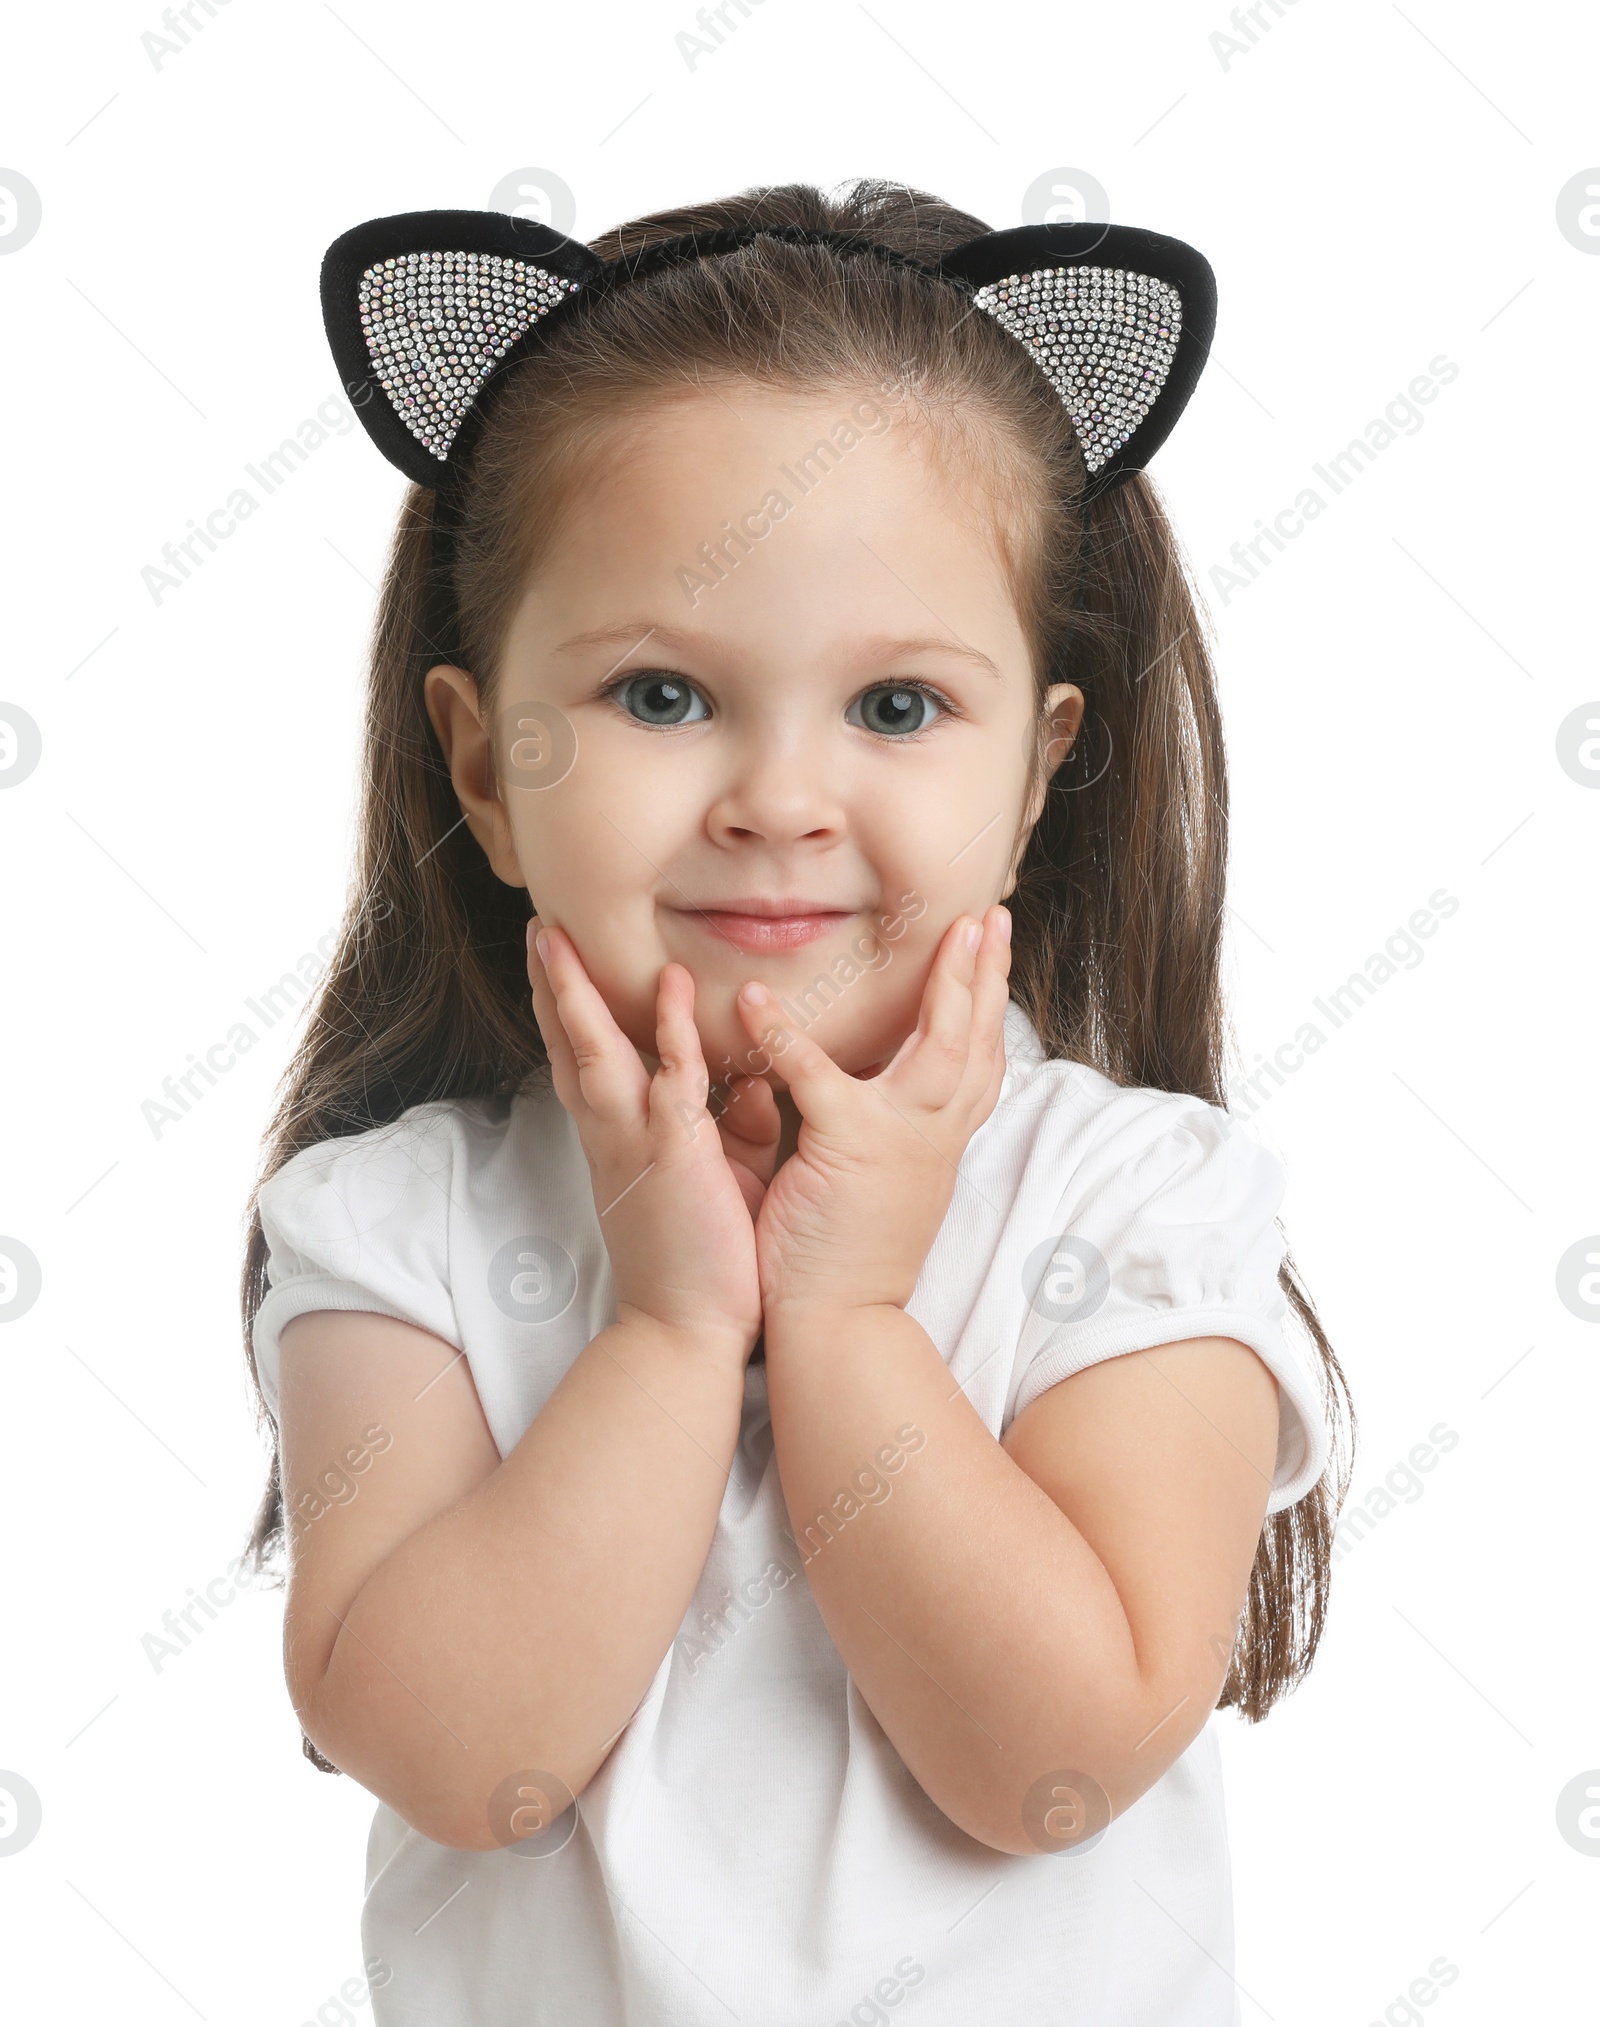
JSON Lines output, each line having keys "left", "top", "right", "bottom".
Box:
{"left": 510, "top": 384, "right": 1034, "bottom": 668}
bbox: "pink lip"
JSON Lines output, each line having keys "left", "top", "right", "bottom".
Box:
{"left": 676, "top": 908, "right": 851, "bottom": 953}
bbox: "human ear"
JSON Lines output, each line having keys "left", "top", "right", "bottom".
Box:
{"left": 1000, "top": 683, "right": 1085, "bottom": 899}
{"left": 422, "top": 663, "right": 525, "bottom": 888}
{"left": 1038, "top": 682, "right": 1085, "bottom": 789}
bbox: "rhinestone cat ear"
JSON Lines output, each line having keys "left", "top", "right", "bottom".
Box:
{"left": 937, "top": 222, "right": 1216, "bottom": 501}
{"left": 321, "top": 209, "right": 606, "bottom": 490}
{"left": 322, "top": 210, "right": 1216, "bottom": 500}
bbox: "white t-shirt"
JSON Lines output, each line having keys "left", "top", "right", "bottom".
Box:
{"left": 254, "top": 999, "right": 1328, "bottom": 2026}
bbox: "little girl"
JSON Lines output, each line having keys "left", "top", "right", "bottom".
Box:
{"left": 243, "top": 178, "right": 1353, "bottom": 2024}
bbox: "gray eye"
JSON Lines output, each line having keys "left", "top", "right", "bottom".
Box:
{"left": 850, "top": 684, "right": 939, "bottom": 738}
{"left": 615, "top": 673, "right": 710, "bottom": 727}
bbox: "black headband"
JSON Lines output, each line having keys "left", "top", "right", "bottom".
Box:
{"left": 320, "top": 209, "right": 1217, "bottom": 668}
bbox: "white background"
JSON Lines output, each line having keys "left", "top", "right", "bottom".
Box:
{"left": 1, "top": 0, "right": 1595, "bottom": 2019}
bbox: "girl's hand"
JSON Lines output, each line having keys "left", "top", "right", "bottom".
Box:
{"left": 709, "top": 1069, "right": 787, "bottom": 1214}
{"left": 527, "top": 919, "right": 777, "bottom": 1356}
{"left": 734, "top": 905, "right": 1013, "bottom": 1319}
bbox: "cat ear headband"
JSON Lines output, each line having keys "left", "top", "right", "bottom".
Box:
{"left": 319, "top": 209, "right": 1217, "bottom": 664}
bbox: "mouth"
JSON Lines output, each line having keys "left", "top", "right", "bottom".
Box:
{"left": 669, "top": 901, "right": 856, "bottom": 954}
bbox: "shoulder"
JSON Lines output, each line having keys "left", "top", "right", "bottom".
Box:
{"left": 995, "top": 1006, "right": 1323, "bottom": 1510}
{"left": 995, "top": 1002, "right": 1284, "bottom": 1220}
{"left": 257, "top": 1091, "right": 522, "bottom": 1260}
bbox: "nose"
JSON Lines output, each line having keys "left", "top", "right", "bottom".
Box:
{"left": 703, "top": 730, "right": 849, "bottom": 848}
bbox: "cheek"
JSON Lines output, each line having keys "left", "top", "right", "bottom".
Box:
{"left": 508, "top": 777, "right": 661, "bottom": 914}
{"left": 859, "top": 800, "right": 1001, "bottom": 935}
{"left": 879, "top": 741, "right": 1024, "bottom": 871}
{"left": 508, "top": 816, "right": 652, "bottom": 979}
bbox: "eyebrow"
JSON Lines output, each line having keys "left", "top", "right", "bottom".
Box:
{"left": 553, "top": 620, "right": 1001, "bottom": 679}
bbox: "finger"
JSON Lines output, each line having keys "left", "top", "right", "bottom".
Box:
{"left": 532, "top": 920, "right": 648, "bottom": 1121}
{"left": 526, "top": 916, "right": 587, "bottom": 1119}
{"left": 648, "top": 962, "right": 716, "bottom": 1149}
{"left": 733, "top": 983, "right": 855, "bottom": 1135}
{"left": 968, "top": 909, "right": 1012, "bottom": 1125}
{"left": 527, "top": 919, "right": 590, "bottom": 1103}
{"left": 885, "top": 912, "right": 983, "bottom": 1111}
{"left": 966, "top": 905, "right": 1013, "bottom": 1088}
{"left": 931, "top": 905, "right": 1011, "bottom": 1118}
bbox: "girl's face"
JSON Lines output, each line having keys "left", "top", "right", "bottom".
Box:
{"left": 427, "top": 384, "right": 1082, "bottom": 1092}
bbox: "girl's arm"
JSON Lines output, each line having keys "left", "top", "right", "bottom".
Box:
{"left": 278, "top": 1304, "right": 749, "bottom": 1851}
{"left": 761, "top": 1303, "right": 1279, "bottom": 1857}
{"left": 276, "top": 933, "right": 771, "bottom": 1851}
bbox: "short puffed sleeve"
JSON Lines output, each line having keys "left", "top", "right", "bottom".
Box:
{"left": 251, "top": 1106, "right": 463, "bottom": 1425}
{"left": 1009, "top": 1096, "right": 1329, "bottom": 1513}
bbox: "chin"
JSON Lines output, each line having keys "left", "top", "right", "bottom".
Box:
{"left": 767, "top": 1029, "right": 891, "bottom": 1086}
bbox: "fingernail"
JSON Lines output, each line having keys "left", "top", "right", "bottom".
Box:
{"left": 997, "top": 907, "right": 1012, "bottom": 944}
{"left": 740, "top": 981, "right": 769, "bottom": 1005}
{"left": 962, "top": 918, "right": 982, "bottom": 954}
{"left": 534, "top": 930, "right": 549, "bottom": 964}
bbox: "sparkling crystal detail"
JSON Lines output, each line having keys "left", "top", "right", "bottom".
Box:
{"left": 971, "top": 265, "right": 1181, "bottom": 472}
{"left": 357, "top": 249, "right": 582, "bottom": 462}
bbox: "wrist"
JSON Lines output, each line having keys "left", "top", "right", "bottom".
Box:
{"left": 613, "top": 1303, "right": 757, "bottom": 1368}
{"left": 761, "top": 1298, "right": 903, "bottom": 1343}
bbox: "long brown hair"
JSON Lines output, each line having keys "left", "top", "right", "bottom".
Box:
{"left": 241, "top": 178, "right": 1355, "bottom": 1759}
